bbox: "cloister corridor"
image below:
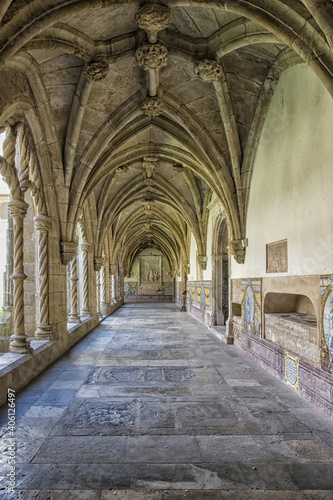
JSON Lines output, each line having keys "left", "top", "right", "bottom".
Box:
{"left": 1, "top": 302, "right": 333, "bottom": 499}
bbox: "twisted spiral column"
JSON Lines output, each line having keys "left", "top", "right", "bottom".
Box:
{"left": 100, "top": 264, "right": 109, "bottom": 315}
{"left": 34, "top": 215, "right": 53, "bottom": 339}
{"left": 68, "top": 256, "right": 81, "bottom": 323}
{"left": 80, "top": 242, "right": 91, "bottom": 317}
{"left": 96, "top": 269, "right": 102, "bottom": 317}
{"left": 9, "top": 200, "right": 32, "bottom": 354}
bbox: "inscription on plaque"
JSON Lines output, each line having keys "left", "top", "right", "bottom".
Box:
{"left": 266, "top": 239, "right": 288, "bottom": 273}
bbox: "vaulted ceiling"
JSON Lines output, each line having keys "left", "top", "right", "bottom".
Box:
{"left": 0, "top": 1, "right": 332, "bottom": 271}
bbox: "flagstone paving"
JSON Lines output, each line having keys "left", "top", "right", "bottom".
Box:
{"left": 1, "top": 303, "right": 333, "bottom": 499}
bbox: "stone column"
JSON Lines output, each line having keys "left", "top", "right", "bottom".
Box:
{"left": 118, "top": 268, "right": 124, "bottom": 304}
{"left": 34, "top": 215, "right": 53, "bottom": 339}
{"left": 94, "top": 257, "right": 104, "bottom": 318}
{"left": 2, "top": 207, "right": 13, "bottom": 323}
{"left": 110, "top": 271, "right": 116, "bottom": 305}
{"left": 96, "top": 269, "right": 102, "bottom": 317}
{"left": 100, "top": 264, "right": 109, "bottom": 315}
{"left": 80, "top": 242, "right": 91, "bottom": 317}
{"left": 8, "top": 200, "right": 32, "bottom": 354}
{"left": 68, "top": 256, "right": 81, "bottom": 323}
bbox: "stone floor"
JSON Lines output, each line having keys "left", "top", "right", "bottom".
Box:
{"left": 1, "top": 303, "right": 333, "bottom": 499}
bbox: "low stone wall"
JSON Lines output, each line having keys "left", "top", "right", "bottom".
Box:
{"left": 124, "top": 295, "right": 173, "bottom": 302}
{"left": 241, "top": 329, "right": 333, "bottom": 418}
{"left": 0, "top": 303, "right": 121, "bottom": 406}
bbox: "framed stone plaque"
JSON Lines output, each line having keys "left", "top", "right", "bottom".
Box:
{"left": 139, "top": 255, "right": 162, "bottom": 293}
{"left": 266, "top": 239, "right": 288, "bottom": 273}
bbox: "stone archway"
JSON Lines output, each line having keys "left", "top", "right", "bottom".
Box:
{"left": 211, "top": 216, "right": 229, "bottom": 327}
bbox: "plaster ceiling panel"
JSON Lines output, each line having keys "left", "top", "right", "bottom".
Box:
{"left": 62, "top": 6, "right": 138, "bottom": 41}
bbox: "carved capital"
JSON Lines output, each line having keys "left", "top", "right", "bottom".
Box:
{"left": 109, "top": 264, "right": 118, "bottom": 274}
{"left": 80, "top": 241, "right": 90, "bottom": 253}
{"left": 136, "top": 5, "right": 172, "bottom": 43}
{"left": 228, "top": 239, "right": 245, "bottom": 264}
{"left": 84, "top": 59, "right": 109, "bottom": 81}
{"left": 194, "top": 59, "right": 222, "bottom": 82}
{"left": 142, "top": 96, "right": 164, "bottom": 116}
{"left": 135, "top": 43, "right": 168, "bottom": 70}
{"left": 8, "top": 200, "right": 29, "bottom": 219}
{"left": 94, "top": 256, "right": 104, "bottom": 272}
{"left": 60, "top": 241, "right": 78, "bottom": 265}
{"left": 197, "top": 254, "right": 207, "bottom": 270}
{"left": 34, "top": 214, "right": 51, "bottom": 232}
{"left": 142, "top": 199, "right": 155, "bottom": 211}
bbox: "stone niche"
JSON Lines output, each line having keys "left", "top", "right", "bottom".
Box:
{"left": 264, "top": 292, "right": 318, "bottom": 365}
{"left": 124, "top": 248, "right": 173, "bottom": 300}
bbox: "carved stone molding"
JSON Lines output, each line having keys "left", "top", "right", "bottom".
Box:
{"left": 142, "top": 96, "right": 164, "bottom": 116}
{"left": 197, "top": 254, "right": 208, "bottom": 270}
{"left": 34, "top": 214, "right": 50, "bottom": 232}
{"left": 142, "top": 199, "right": 155, "bottom": 212}
{"left": 60, "top": 241, "right": 78, "bottom": 265}
{"left": 135, "top": 4, "right": 172, "bottom": 43}
{"left": 8, "top": 200, "right": 28, "bottom": 220}
{"left": 173, "top": 162, "right": 184, "bottom": 172}
{"left": 115, "top": 165, "right": 129, "bottom": 175}
{"left": 84, "top": 59, "right": 109, "bottom": 81}
{"left": 194, "top": 59, "right": 222, "bottom": 82}
{"left": 94, "top": 256, "right": 104, "bottom": 272}
{"left": 80, "top": 241, "right": 90, "bottom": 253}
{"left": 228, "top": 239, "right": 245, "bottom": 264}
{"left": 142, "top": 155, "right": 159, "bottom": 183}
{"left": 136, "top": 43, "right": 168, "bottom": 70}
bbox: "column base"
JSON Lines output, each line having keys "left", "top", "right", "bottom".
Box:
{"left": 81, "top": 308, "right": 91, "bottom": 317}
{"left": 67, "top": 314, "right": 82, "bottom": 324}
{"left": 225, "top": 318, "right": 234, "bottom": 344}
{"left": 35, "top": 325, "right": 54, "bottom": 340}
{"left": 9, "top": 339, "right": 32, "bottom": 354}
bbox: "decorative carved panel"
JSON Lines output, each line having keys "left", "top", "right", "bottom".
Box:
{"left": 266, "top": 239, "right": 288, "bottom": 273}
{"left": 139, "top": 256, "right": 162, "bottom": 293}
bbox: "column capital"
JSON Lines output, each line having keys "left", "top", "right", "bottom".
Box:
{"left": 60, "top": 240, "right": 78, "bottom": 265}
{"left": 8, "top": 200, "right": 29, "bottom": 219}
{"left": 197, "top": 254, "right": 207, "bottom": 270}
{"left": 34, "top": 214, "right": 51, "bottom": 232}
{"left": 80, "top": 241, "right": 90, "bottom": 253}
{"left": 94, "top": 256, "right": 104, "bottom": 272}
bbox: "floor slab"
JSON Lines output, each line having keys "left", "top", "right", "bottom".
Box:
{"left": 1, "top": 302, "right": 333, "bottom": 497}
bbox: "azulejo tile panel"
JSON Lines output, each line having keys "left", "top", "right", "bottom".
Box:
{"left": 320, "top": 274, "right": 333, "bottom": 373}
{"left": 164, "top": 282, "right": 173, "bottom": 295}
{"left": 186, "top": 281, "right": 211, "bottom": 311}
{"left": 241, "top": 278, "right": 262, "bottom": 337}
{"left": 124, "top": 282, "right": 137, "bottom": 295}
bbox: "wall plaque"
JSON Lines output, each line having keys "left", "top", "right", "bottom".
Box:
{"left": 139, "top": 255, "right": 162, "bottom": 293}
{"left": 266, "top": 239, "right": 288, "bottom": 273}
{"left": 285, "top": 352, "right": 299, "bottom": 391}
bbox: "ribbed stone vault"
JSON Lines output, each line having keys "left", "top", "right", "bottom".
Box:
{"left": 0, "top": 0, "right": 332, "bottom": 272}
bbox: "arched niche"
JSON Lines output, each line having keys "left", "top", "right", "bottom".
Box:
{"left": 264, "top": 292, "right": 318, "bottom": 365}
